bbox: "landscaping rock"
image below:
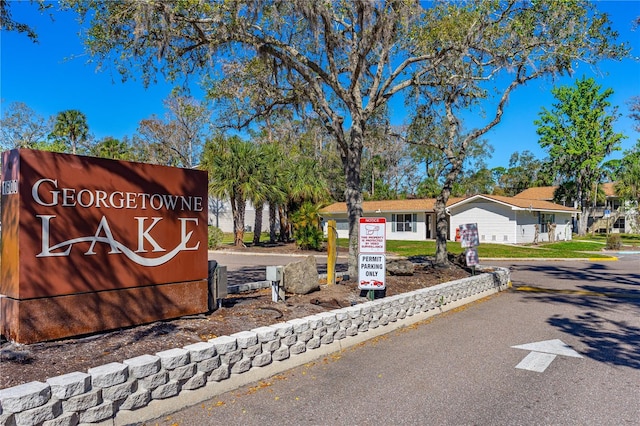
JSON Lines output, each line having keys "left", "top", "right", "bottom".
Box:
{"left": 283, "top": 256, "right": 320, "bottom": 294}
{"left": 386, "top": 259, "right": 415, "bottom": 276}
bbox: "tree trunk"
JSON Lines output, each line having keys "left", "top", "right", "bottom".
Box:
{"left": 433, "top": 194, "right": 449, "bottom": 265}
{"left": 578, "top": 206, "right": 590, "bottom": 236}
{"left": 434, "top": 147, "right": 464, "bottom": 266}
{"left": 269, "top": 202, "right": 278, "bottom": 243}
{"left": 253, "top": 201, "right": 263, "bottom": 246}
{"left": 278, "top": 205, "right": 288, "bottom": 242}
{"left": 576, "top": 178, "right": 588, "bottom": 235}
{"left": 343, "top": 128, "right": 364, "bottom": 278}
{"left": 232, "top": 194, "right": 246, "bottom": 247}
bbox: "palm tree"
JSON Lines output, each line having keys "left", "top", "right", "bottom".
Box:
{"left": 258, "top": 143, "right": 288, "bottom": 243}
{"left": 284, "top": 157, "right": 330, "bottom": 240}
{"left": 250, "top": 143, "right": 287, "bottom": 245}
{"left": 50, "top": 110, "right": 89, "bottom": 155}
{"left": 201, "top": 134, "right": 266, "bottom": 247}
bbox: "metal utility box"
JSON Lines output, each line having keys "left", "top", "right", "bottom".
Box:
{"left": 208, "top": 260, "right": 227, "bottom": 310}
{"left": 266, "top": 265, "right": 283, "bottom": 282}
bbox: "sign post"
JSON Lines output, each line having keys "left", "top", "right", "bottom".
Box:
{"left": 327, "top": 219, "right": 337, "bottom": 286}
{"left": 358, "top": 217, "right": 386, "bottom": 299}
{"left": 459, "top": 223, "right": 480, "bottom": 274}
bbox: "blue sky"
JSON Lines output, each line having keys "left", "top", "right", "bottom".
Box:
{"left": 1, "top": 1, "right": 639, "bottom": 170}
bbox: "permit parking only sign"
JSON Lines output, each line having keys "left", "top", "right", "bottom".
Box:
{"left": 358, "top": 217, "right": 386, "bottom": 290}
{"left": 358, "top": 253, "right": 386, "bottom": 290}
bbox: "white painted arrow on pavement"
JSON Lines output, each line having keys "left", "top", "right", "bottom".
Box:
{"left": 512, "top": 339, "right": 583, "bottom": 373}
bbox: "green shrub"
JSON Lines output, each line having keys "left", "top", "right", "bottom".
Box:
{"left": 293, "top": 224, "right": 324, "bottom": 250}
{"left": 291, "top": 202, "right": 323, "bottom": 251}
{"left": 606, "top": 234, "right": 622, "bottom": 250}
{"left": 208, "top": 226, "right": 224, "bottom": 249}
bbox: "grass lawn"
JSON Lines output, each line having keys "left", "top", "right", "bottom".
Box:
{"left": 220, "top": 232, "right": 271, "bottom": 245}
{"left": 574, "top": 233, "right": 640, "bottom": 245}
{"left": 217, "top": 231, "right": 620, "bottom": 259}
{"left": 338, "top": 239, "right": 615, "bottom": 259}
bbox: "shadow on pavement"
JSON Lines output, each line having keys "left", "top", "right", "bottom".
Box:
{"left": 509, "top": 262, "right": 640, "bottom": 371}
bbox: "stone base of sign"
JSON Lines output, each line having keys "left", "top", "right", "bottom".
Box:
{"left": 0, "top": 280, "right": 208, "bottom": 344}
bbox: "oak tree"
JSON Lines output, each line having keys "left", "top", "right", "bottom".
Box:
{"left": 67, "top": 0, "right": 625, "bottom": 270}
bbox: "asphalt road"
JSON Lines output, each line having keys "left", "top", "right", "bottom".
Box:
{"left": 153, "top": 254, "right": 640, "bottom": 425}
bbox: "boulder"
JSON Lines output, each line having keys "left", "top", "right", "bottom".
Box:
{"left": 283, "top": 256, "right": 320, "bottom": 295}
{"left": 386, "top": 259, "right": 415, "bottom": 276}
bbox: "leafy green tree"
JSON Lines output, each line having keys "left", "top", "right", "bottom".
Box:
{"left": 67, "top": 0, "right": 625, "bottom": 270}
{"left": 535, "top": 77, "right": 626, "bottom": 235}
{"left": 458, "top": 168, "right": 495, "bottom": 196}
{"left": 629, "top": 96, "right": 640, "bottom": 135}
{"left": 614, "top": 141, "right": 640, "bottom": 204}
{"left": 615, "top": 97, "right": 640, "bottom": 205}
{"left": 253, "top": 141, "right": 288, "bottom": 243}
{"left": 49, "top": 109, "right": 89, "bottom": 155}
{"left": 281, "top": 156, "right": 330, "bottom": 241}
{"left": 201, "top": 135, "right": 266, "bottom": 247}
{"left": 498, "top": 151, "right": 552, "bottom": 196}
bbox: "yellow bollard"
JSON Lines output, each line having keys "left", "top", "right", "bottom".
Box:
{"left": 327, "top": 220, "right": 337, "bottom": 286}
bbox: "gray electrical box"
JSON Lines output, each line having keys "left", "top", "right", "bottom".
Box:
{"left": 266, "top": 265, "right": 283, "bottom": 282}
{"left": 208, "top": 260, "right": 228, "bottom": 310}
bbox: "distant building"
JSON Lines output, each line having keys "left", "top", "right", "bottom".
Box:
{"left": 208, "top": 197, "right": 272, "bottom": 233}
{"left": 514, "top": 183, "right": 637, "bottom": 234}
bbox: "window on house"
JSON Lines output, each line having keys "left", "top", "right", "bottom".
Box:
{"left": 539, "top": 213, "right": 555, "bottom": 233}
{"left": 391, "top": 213, "right": 417, "bottom": 233}
{"left": 336, "top": 220, "right": 349, "bottom": 231}
{"left": 612, "top": 199, "right": 622, "bottom": 210}
{"left": 614, "top": 217, "right": 625, "bottom": 230}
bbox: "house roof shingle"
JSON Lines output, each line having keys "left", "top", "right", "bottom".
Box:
{"left": 513, "top": 186, "right": 557, "bottom": 200}
{"left": 449, "top": 194, "right": 578, "bottom": 213}
{"left": 320, "top": 198, "right": 465, "bottom": 214}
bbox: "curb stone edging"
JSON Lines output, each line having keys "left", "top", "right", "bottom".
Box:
{"left": 0, "top": 266, "right": 510, "bottom": 426}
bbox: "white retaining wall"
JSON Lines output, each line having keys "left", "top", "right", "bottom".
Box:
{"left": 0, "top": 267, "right": 510, "bottom": 426}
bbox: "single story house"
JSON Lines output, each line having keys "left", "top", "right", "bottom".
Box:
{"left": 320, "top": 198, "right": 463, "bottom": 241}
{"left": 320, "top": 194, "right": 578, "bottom": 244}
{"left": 447, "top": 194, "right": 577, "bottom": 244}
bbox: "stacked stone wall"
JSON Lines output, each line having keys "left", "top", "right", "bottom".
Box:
{"left": 0, "top": 267, "right": 509, "bottom": 426}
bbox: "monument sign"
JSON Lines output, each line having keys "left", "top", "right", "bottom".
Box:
{"left": 1, "top": 149, "right": 209, "bottom": 343}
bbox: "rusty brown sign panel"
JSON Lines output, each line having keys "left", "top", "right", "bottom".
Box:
{"left": 1, "top": 149, "right": 209, "bottom": 343}
{"left": 2, "top": 148, "right": 208, "bottom": 297}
